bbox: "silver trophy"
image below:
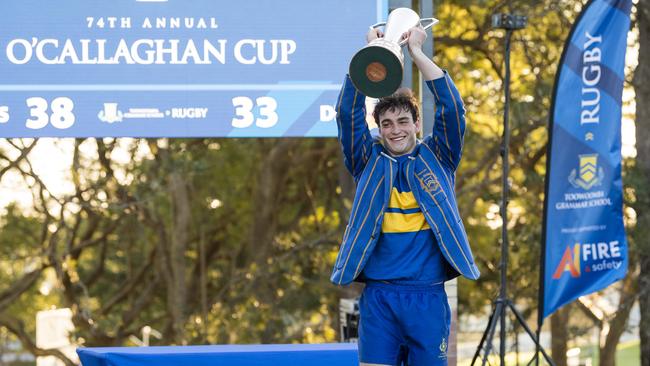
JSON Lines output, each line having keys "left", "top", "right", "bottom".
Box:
{"left": 349, "top": 8, "right": 438, "bottom": 98}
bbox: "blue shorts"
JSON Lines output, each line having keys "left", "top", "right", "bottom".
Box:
{"left": 358, "top": 281, "right": 450, "bottom": 366}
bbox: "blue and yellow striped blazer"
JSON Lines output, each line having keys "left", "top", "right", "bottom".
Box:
{"left": 331, "top": 72, "right": 480, "bottom": 286}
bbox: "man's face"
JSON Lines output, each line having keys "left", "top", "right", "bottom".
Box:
{"left": 378, "top": 107, "right": 420, "bottom": 156}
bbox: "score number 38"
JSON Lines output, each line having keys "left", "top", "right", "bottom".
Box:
{"left": 231, "top": 96, "right": 278, "bottom": 129}
{"left": 26, "top": 97, "right": 75, "bottom": 129}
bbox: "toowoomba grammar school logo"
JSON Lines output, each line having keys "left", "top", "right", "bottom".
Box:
{"left": 568, "top": 154, "right": 604, "bottom": 190}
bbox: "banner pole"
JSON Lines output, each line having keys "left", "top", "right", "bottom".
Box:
{"left": 534, "top": 3, "right": 597, "bottom": 366}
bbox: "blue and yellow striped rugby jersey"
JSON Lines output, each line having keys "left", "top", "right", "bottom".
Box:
{"left": 361, "top": 150, "right": 448, "bottom": 284}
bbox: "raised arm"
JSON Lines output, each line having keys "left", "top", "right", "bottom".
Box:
{"left": 336, "top": 30, "right": 384, "bottom": 179}
{"left": 405, "top": 27, "right": 444, "bottom": 80}
{"left": 336, "top": 74, "right": 373, "bottom": 179}
{"left": 424, "top": 72, "right": 466, "bottom": 171}
{"left": 405, "top": 26, "right": 466, "bottom": 171}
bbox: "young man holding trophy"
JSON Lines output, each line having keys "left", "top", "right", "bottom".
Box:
{"left": 330, "top": 9, "right": 480, "bottom": 366}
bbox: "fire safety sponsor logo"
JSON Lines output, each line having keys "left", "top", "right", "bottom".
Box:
{"left": 552, "top": 240, "right": 623, "bottom": 279}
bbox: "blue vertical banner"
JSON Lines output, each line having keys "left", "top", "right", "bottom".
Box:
{"left": 0, "top": 0, "right": 387, "bottom": 138}
{"left": 540, "top": 0, "right": 631, "bottom": 321}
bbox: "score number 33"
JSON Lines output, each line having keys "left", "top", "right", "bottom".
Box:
{"left": 231, "top": 96, "right": 278, "bottom": 129}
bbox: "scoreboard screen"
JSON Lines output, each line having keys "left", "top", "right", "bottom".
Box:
{"left": 0, "top": 0, "right": 385, "bottom": 137}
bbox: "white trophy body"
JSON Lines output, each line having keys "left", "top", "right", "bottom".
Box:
{"left": 349, "top": 8, "right": 438, "bottom": 98}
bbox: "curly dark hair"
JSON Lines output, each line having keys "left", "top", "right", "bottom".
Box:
{"left": 372, "top": 88, "right": 419, "bottom": 125}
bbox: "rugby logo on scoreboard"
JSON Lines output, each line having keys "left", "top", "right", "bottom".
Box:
{"left": 98, "top": 103, "right": 124, "bottom": 123}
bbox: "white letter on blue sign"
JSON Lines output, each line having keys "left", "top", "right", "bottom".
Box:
{"left": 6, "top": 39, "right": 34, "bottom": 64}
{"left": 234, "top": 40, "right": 257, "bottom": 65}
{"left": 320, "top": 105, "right": 336, "bottom": 122}
{"left": 0, "top": 106, "right": 9, "bottom": 123}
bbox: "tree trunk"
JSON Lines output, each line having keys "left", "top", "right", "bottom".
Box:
{"left": 599, "top": 274, "right": 637, "bottom": 366}
{"left": 237, "top": 140, "right": 298, "bottom": 270}
{"left": 146, "top": 141, "right": 192, "bottom": 345}
{"left": 635, "top": 1, "right": 650, "bottom": 365}
{"left": 550, "top": 305, "right": 569, "bottom": 366}
{"left": 242, "top": 140, "right": 298, "bottom": 344}
{"left": 169, "top": 171, "right": 191, "bottom": 344}
{"left": 641, "top": 254, "right": 650, "bottom": 366}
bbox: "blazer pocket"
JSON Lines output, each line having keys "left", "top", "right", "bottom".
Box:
{"left": 335, "top": 225, "right": 356, "bottom": 269}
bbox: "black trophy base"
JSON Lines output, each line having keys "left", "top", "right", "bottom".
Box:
{"left": 349, "top": 45, "right": 403, "bottom": 98}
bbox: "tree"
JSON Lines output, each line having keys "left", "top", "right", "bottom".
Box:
{"left": 436, "top": 1, "right": 640, "bottom": 364}
{"left": 0, "top": 137, "right": 348, "bottom": 359}
{"left": 633, "top": 1, "right": 650, "bottom": 364}
{"left": 433, "top": 0, "right": 581, "bottom": 317}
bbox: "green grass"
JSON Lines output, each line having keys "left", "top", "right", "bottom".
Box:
{"left": 580, "top": 340, "right": 640, "bottom": 366}
{"left": 458, "top": 340, "right": 640, "bottom": 366}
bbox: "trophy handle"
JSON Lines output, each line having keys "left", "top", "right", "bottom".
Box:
{"left": 395, "top": 17, "right": 439, "bottom": 45}
{"left": 370, "top": 17, "right": 439, "bottom": 46}
{"left": 420, "top": 17, "right": 439, "bottom": 30}
{"left": 370, "top": 19, "right": 437, "bottom": 30}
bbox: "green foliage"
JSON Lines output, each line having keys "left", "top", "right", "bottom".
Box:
{"left": 0, "top": 138, "right": 347, "bottom": 348}
{"left": 433, "top": 0, "right": 586, "bottom": 316}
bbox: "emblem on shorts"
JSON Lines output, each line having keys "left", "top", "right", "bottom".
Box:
{"left": 416, "top": 169, "right": 440, "bottom": 193}
{"left": 437, "top": 337, "right": 448, "bottom": 359}
{"left": 439, "top": 337, "right": 447, "bottom": 353}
